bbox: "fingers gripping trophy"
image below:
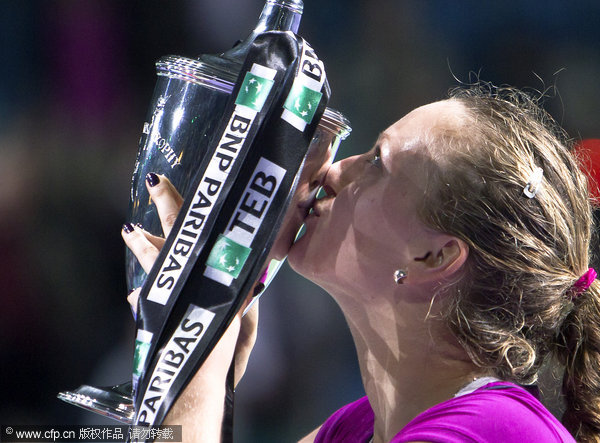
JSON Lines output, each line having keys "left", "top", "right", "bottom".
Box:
{"left": 58, "top": 0, "right": 351, "bottom": 434}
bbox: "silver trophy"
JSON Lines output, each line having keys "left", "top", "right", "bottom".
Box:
{"left": 58, "top": 0, "right": 351, "bottom": 424}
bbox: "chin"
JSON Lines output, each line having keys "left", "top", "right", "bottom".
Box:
{"left": 286, "top": 238, "right": 305, "bottom": 271}
{"left": 269, "top": 227, "right": 296, "bottom": 261}
{"left": 268, "top": 204, "right": 308, "bottom": 260}
{"left": 287, "top": 236, "right": 313, "bottom": 275}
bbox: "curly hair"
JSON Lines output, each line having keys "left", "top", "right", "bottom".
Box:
{"left": 417, "top": 85, "right": 600, "bottom": 442}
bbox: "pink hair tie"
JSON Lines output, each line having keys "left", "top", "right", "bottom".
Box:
{"left": 572, "top": 268, "right": 597, "bottom": 298}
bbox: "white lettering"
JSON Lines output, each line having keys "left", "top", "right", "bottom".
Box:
{"left": 134, "top": 305, "right": 215, "bottom": 427}
{"left": 204, "top": 157, "right": 286, "bottom": 286}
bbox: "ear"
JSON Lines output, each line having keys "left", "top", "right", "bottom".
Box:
{"left": 410, "top": 236, "right": 469, "bottom": 283}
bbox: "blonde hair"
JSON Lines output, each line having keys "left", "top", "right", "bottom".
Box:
{"left": 418, "top": 85, "right": 600, "bottom": 441}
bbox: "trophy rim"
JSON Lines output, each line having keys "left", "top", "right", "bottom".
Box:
{"left": 320, "top": 107, "right": 352, "bottom": 139}
{"left": 156, "top": 55, "right": 236, "bottom": 93}
{"left": 154, "top": 55, "right": 352, "bottom": 140}
{"left": 266, "top": 0, "right": 303, "bottom": 14}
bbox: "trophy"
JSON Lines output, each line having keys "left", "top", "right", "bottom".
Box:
{"left": 58, "top": 0, "right": 351, "bottom": 427}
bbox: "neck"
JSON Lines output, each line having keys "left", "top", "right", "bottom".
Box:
{"left": 337, "top": 289, "right": 482, "bottom": 442}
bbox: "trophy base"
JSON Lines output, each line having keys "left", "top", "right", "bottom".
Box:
{"left": 57, "top": 382, "right": 134, "bottom": 424}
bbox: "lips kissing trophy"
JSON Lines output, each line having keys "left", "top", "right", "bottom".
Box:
{"left": 58, "top": 1, "right": 351, "bottom": 439}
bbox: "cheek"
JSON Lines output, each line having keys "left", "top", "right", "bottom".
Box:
{"left": 288, "top": 181, "right": 417, "bottom": 284}
{"left": 287, "top": 192, "right": 356, "bottom": 280}
{"left": 351, "top": 190, "right": 406, "bottom": 254}
{"left": 289, "top": 225, "right": 368, "bottom": 294}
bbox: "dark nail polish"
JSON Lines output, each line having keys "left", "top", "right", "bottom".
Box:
{"left": 253, "top": 282, "right": 265, "bottom": 297}
{"left": 122, "top": 223, "right": 135, "bottom": 234}
{"left": 135, "top": 223, "right": 143, "bottom": 229}
{"left": 146, "top": 172, "right": 160, "bottom": 187}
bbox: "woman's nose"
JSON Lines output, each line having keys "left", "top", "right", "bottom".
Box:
{"left": 306, "top": 150, "right": 334, "bottom": 195}
{"left": 322, "top": 154, "right": 362, "bottom": 195}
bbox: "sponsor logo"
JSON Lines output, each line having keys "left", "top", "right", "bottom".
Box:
{"left": 135, "top": 305, "right": 215, "bottom": 428}
{"left": 205, "top": 234, "right": 252, "bottom": 279}
{"left": 283, "top": 83, "right": 322, "bottom": 126}
{"left": 147, "top": 64, "right": 277, "bottom": 305}
{"left": 235, "top": 72, "right": 274, "bottom": 112}
{"left": 132, "top": 330, "right": 154, "bottom": 393}
{"left": 281, "top": 42, "right": 326, "bottom": 131}
{"left": 204, "top": 157, "right": 286, "bottom": 286}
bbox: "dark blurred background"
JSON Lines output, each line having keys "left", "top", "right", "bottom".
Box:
{"left": 1, "top": 0, "right": 599, "bottom": 441}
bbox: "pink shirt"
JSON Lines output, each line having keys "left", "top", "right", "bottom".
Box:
{"left": 315, "top": 382, "right": 575, "bottom": 442}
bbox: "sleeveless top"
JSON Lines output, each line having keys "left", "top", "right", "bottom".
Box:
{"left": 314, "top": 381, "right": 575, "bottom": 442}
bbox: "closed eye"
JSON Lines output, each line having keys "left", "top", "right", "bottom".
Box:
{"left": 368, "top": 146, "right": 382, "bottom": 167}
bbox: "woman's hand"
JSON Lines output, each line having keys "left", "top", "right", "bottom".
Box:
{"left": 122, "top": 173, "right": 259, "bottom": 440}
{"left": 122, "top": 172, "right": 183, "bottom": 270}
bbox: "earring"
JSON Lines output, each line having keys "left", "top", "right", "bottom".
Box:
{"left": 393, "top": 269, "right": 407, "bottom": 284}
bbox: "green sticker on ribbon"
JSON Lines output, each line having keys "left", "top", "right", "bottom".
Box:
{"left": 235, "top": 72, "right": 274, "bottom": 112}
{"left": 283, "top": 83, "right": 323, "bottom": 124}
{"left": 206, "top": 234, "right": 252, "bottom": 279}
{"left": 133, "top": 339, "right": 151, "bottom": 377}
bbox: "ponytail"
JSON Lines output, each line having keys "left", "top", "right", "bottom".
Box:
{"left": 556, "top": 281, "right": 600, "bottom": 442}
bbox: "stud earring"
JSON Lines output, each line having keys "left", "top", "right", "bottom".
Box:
{"left": 393, "top": 269, "right": 407, "bottom": 284}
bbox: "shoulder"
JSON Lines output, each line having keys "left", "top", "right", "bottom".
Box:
{"left": 314, "top": 396, "right": 374, "bottom": 443}
{"left": 393, "top": 382, "right": 575, "bottom": 443}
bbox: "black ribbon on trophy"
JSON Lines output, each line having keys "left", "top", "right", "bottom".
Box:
{"left": 56, "top": 1, "right": 352, "bottom": 437}
{"left": 130, "top": 30, "right": 329, "bottom": 434}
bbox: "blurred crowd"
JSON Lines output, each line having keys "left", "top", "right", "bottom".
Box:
{"left": 1, "top": 1, "right": 599, "bottom": 441}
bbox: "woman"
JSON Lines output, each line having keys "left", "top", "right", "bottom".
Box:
{"left": 123, "top": 86, "right": 600, "bottom": 442}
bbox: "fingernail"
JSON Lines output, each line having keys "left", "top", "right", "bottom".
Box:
{"left": 135, "top": 223, "right": 143, "bottom": 229}
{"left": 253, "top": 282, "right": 265, "bottom": 297}
{"left": 127, "top": 289, "right": 138, "bottom": 320}
{"left": 146, "top": 172, "right": 160, "bottom": 187}
{"left": 122, "top": 223, "right": 135, "bottom": 234}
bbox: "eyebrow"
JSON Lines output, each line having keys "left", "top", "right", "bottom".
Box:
{"left": 376, "top": 132, "right": 391, "bottom": 145}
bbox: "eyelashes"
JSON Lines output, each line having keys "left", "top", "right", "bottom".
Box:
{"left": 368, "top": 146, "right": 382, "bottom": 167}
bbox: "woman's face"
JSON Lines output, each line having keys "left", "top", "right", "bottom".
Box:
{"left": 287, "top": 100, "right": 467, "bottom": 298}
